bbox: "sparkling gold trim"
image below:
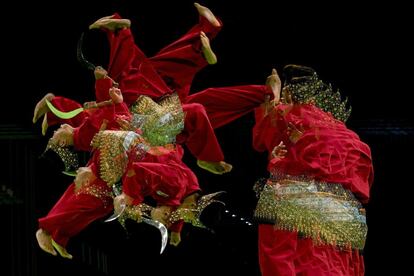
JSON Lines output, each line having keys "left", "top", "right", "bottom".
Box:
{"left": 254, "top": 175, "right": 367, "bottom": 250}
{"left": 91, "top": 130, "right": 148, "bottom": 187}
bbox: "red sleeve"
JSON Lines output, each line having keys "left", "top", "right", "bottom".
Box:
{"left": 72, "top": 106, "right": 117, "bottom": 151}
{"left": 252, "top": 106, "right": 269, "bottom": 152}
{"left": 95, "top": 78, "right": 113, "bottom": 102}
{"left": 253, "top": 105, "right": 287, "bottom": 152}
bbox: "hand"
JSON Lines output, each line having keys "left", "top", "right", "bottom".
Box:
{"left": 83, "top": 101, "right": 97, "bottom": 109}
{"left": 51, "top": 124, "right": 74, "bottom": 147}
{"left": 109, "top": 87, "right": 123, "bottom": 104}
{"left": 113, "top": 193, "right": 133, "bottom": 214}
{"left": 74, "top": 166, "right": 96, "bottom": 192}
{"left": 94, "top": 66, "right": 108, "bottom": 80}
{"left": 266, "top": 68, "right": 282, "bottom": 103}
{"left": 115, "top": 116, "right": 132, "bottom": 130}
{"left": 271, "top": 141, "right": 287, "bottom": 159}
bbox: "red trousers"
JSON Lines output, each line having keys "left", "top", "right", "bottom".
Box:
{"left": 258, "top": 225, "right": 365, "bottom": 276}
{"left": 38, "top": 183, "right": 113, "bottom": 247}
{"left": 107, "top": 14, "right": 221, "bottom": 102}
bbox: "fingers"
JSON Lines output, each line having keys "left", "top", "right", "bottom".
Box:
{"left": 109, "top": 87, "right": 123, "bottom": 104}
{"left": 115, "top": 116, "right": 131, "bottom": 130}
{"left": 272, "top": 141, "right": 288, "bottom": 158}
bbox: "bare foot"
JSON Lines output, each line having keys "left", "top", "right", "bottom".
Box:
{"left": 36, "top": 229, "right": 57, "bottom": 256}
{"left": 51, "top": 239, "right": 73, "bottom": 259}
{"left": 89, "top": 16, "right": 131, "bottom": 31}
{"left": 89, "top": 15, "right": 115, "bottom": 29}
{"left": 194, "top": 2, "right": 221, "bottom": 27}
{"left": 41, "top": 114, "right": 48, "bottom": 136}
{"left": 197, "top": 160, "right": 232, "bottom": 175}
{"left": 200, "top": 31, "right": 217, "bottom": 64}
{"left": 33, "top": 93, "right": 54, "bottom": 123}
{"left": 266, "top": 68, "right": 282, "bottom": 103}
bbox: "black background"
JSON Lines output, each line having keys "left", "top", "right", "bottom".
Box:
{"left": 1, "top": 0, "right": 412, "bottom": 275}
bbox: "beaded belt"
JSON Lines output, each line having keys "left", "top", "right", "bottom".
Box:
{"left": 254, "top": 175, "right": 367, "bottom": 250}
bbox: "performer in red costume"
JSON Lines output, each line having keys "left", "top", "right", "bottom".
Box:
{"left": 89, "top": 3, "right": 276, "bottom": 172}
{"left": 87, "top": 3, "right": 233, "bottom": 174}
{"left": 36, "top": 132, "right": 214, "bottom": 258}
{"left": 35, "top": 80, "right": 213, "bottom": 257}
{"left": 33, "top": 3, "right": 232, "bottom": 174}
{"left": 35, "top": 84, "right": 134, "bottom": 258}
{"left": 252, "top": 66, "right": 374, "bottom": 276}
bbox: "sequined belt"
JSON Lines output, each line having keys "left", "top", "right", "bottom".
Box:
{"left": 253, "top": 176, "right": 367, "bottom": 250}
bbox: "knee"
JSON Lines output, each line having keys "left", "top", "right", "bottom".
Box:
{"left": 183, "top": 103, "right": 207, "bottom": 116}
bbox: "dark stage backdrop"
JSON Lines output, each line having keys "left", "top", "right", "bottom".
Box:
{"left": 1, "top": 1, "right": 411, "bottom": 275}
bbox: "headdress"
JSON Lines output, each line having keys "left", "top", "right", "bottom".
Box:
{"left": 282, "top": 65, "right": 352, "bottom": 122}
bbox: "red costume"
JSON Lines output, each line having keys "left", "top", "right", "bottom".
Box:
{"left": 252, "top": 103, "right": 373, "bottom": 276}
{"left": 106, "top": 14, "right": 222, "bottom": 102}
{"left": 123, "top": 145, "right": 199, "bottom": 207}
{"left": 38, "top": 141, "right": 201, "bottom": 248}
